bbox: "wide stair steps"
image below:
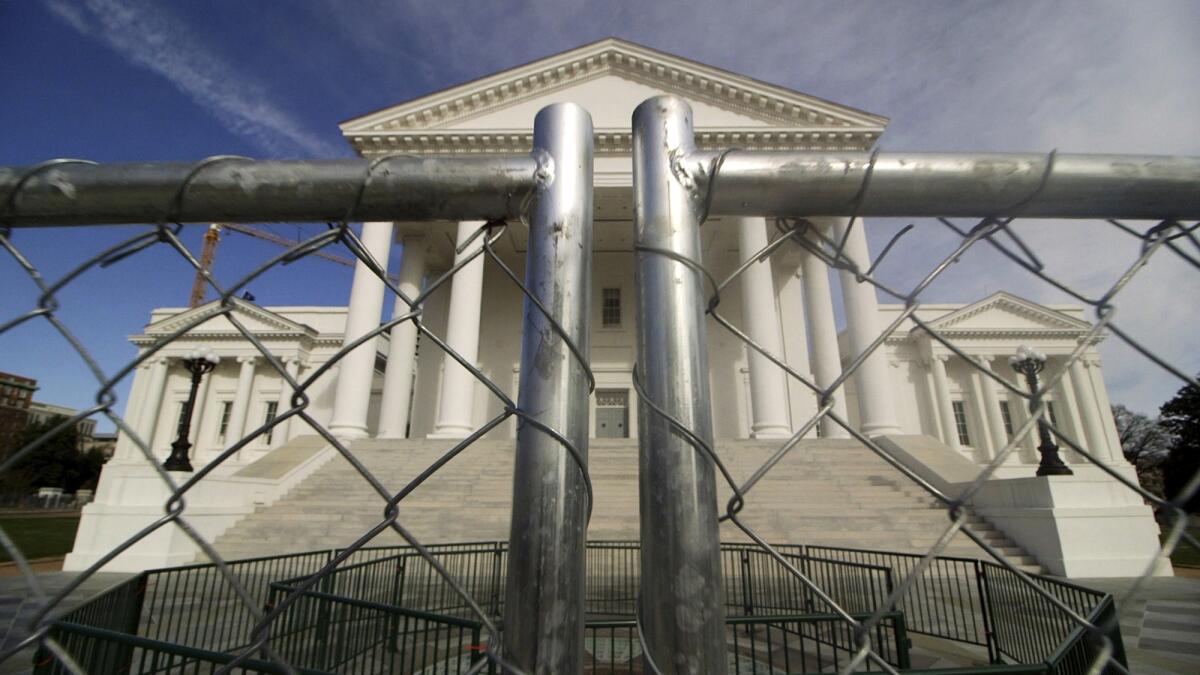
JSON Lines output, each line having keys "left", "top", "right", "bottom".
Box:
{"left": 209, "top": 438, "right": 1041, "bottom": 571}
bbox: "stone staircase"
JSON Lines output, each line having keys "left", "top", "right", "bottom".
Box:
{"left": 208, "top": 437, "right": 1041, "bottom": 571}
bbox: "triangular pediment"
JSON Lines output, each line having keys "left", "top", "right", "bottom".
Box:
{"left": 923, "top": 292, "right": 1092, "bottom": 334}
{"left": 141, "top": 299, "right": 317, "bottom": 338}
{"left": 341, "top": 38, "right": 887, "bottom": 155}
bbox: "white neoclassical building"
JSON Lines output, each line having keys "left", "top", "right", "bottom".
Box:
{"left": 69, "top": 39, "right": 1161, "bottom": 576}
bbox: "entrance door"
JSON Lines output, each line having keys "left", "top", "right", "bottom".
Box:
{"left": 595, "top": 389, "right": 629, "bottom": 438}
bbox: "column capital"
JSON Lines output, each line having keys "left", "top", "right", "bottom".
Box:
{"left": 933, "top": 353, "right": 951, "bottom": 363}
{"left": 1083, "top": 356, "right": 1102, "bottom": 368}
{"left": 236, "top": 355, "right": 259, "bottom": 365}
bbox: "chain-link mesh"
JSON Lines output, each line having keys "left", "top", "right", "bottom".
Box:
{"left": 0, "top": 154, "right": 594, "bottom": 675}
{"left": 624, "top": 146, "right": 1200, "bottom": 673}
{"left": 0, "top": 144, "right": 1197, "bottom": 675}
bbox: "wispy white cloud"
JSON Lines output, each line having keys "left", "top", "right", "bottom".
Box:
{"left": 36, "top": 0, "right": 1200, "bottom": 413}
{"left": 43, "top": 0, "right": 339, "bottom": 157}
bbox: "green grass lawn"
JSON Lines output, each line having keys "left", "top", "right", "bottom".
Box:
{"left": 0, "top": 516, "right": 81, "bottom": 562}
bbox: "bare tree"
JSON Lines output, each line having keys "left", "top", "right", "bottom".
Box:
{"left": 1113, "top": 404, "right": 1174, "bottom": 499}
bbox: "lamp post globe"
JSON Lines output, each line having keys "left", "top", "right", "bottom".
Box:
{"left": 163, "top": 347, "right": 220, "bottom": 472}
{"left": 1009, "top": 345, "right": 1073, "bottom": 477}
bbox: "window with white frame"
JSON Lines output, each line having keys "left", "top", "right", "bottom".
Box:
{"left": 951, "top": 400, "right": 971, "bottom": 446}
{"left": 602, "top": 288, "right": 621, "bottom": 327}
{"left": 999, "top": 400, "right": 1014, "bottom": 440}
{"left": 217, "top": 401, "right": 233, "bottom": 442}
{"left": 263, "top": 401, "right": 278, "bottom": 444}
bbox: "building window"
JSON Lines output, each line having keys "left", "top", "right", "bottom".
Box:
{"left": 999, "top": 400, "right": 1014, "bottom": 440}
{"left": 951, "top": 400, "right": 971, "bottom": 446}
{"left": 175, "top": 402, "right": 189, "bottom": 438}
{"left": 217, "top": 401, "right": 233, "bottom": 441}
{"left": 602, "top": 288, "right": 621, "bottom": 327}
{"left": 263, "top": 401, "right": 279, "bottom": 444}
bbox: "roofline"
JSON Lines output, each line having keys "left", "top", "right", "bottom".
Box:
{"left": 339, "top": 36, "right": 888, "bottom": 130}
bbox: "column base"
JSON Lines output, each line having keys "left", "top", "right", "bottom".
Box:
{"left": 427, "top": 426, "right": 473, "bottom": 440}
{"left": 328, "top": 424, "right": 370, "bottom": 442}
{"left": 750, "top": 425, "right": 793, "bottom": 440}
{"left": 861, "top": 424, "right": 903, "bottom": 438}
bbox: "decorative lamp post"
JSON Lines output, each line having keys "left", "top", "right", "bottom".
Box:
{"left": 1008, "top": 345, "right": 1073, "bottom": 477}
{"left": 163, "top": 347, "right": 219, "bottom": 472}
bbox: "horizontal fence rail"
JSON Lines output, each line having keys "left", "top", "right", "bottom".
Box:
{"left": 697, "top": 151, "right": 1200, "bottom": 218}
{"left": 0, "top": 157, "right": 542, "bottom": 226}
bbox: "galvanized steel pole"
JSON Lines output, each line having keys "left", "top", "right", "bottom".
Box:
{"left": 692, "top": 151, "right": 1200, "bottom": 219}
{"left": 0, "top": 157, "right": 539, "bottom": 226}
{"left": 502, "top": 103, "right": 594, "bottom": 673}
{"left": 7, "top": 152, "right": 1198, "bottom": 227}
{"left": 631, "top": 96, "right": 729, "bottom": 674}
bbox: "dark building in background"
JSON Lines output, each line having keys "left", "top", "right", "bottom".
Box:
{"left": 0, "top": 371, "right": 38, "bottom": 443}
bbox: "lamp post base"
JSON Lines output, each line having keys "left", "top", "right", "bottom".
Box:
{"left": 1036, "top": 444, "right": 1074, "bottom": 476}
{"left": 163, "top": 439, "right": 194, "bottom": 472}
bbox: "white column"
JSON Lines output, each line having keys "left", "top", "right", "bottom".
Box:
{"left": 1084, "top": 357, "right": 1123, "bottom": 462}
{"left": 329, "top": 221, "right": 395, "bottom": 439}
{"left": 1075, "top": 357, "right": 1118, "bottom": 461}
{"left": 136, "top": 357, "right": 170, "bottom": 451}
{"left": 379, "top": 236, "right": 427, "bottom": 439}
{"left": 189, "top": 369, "right": 213, "bottom": 449}
{"left": 829, "top": 218, "right": 901, "bottom": 436}
{"left": 978, "top": 357, "right": 1010, "bottom": 454}
{"left": 118, "top": 357, "right": 162, "bottom": 460}
{"left": 776, "top": 257, "right": 815, "bottom": 436}
{"left": 226, "top": 356, "right": 258, "bottom": 444}
{"left": 799, "top": 236, "right": 849, "bottom": 438}
{"left": 114, "top": 361, "right": 148, "bottom": 461}
{"left": 736, "top": 216, "right": 792, "bottom": 439}
{"left": 930, "top": 355, "right": 960, "bottom": 451}
{"left": 920, "top": 360, "right": 943, "bottom": 438}
{"left": 274, "top": 356, "right": 301, "bottom": 446}
{"left": 967, "top": 367, "right": 995, "bottom": 458}
{"left": 430, "top": 221, "right": 486, "bottom": 439}
{"left": 1055, "top": 361, "right": 1086, "bottom": 463}
{"left": 1070, "top": 358, "right": 1111, "bottom": 462}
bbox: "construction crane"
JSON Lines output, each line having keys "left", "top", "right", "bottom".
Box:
{"left": 187, "top": 223, "right": 357, "bottom": 307}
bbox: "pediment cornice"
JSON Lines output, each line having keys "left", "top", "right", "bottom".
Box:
{"left": 341, "top": 38, "right": 887, "bottom": 155}
{"left": 137, "top": 300, "right": 319, "bottom": 341}
{"left": 912, "top": 292, "right": 1094, "bottom": 335}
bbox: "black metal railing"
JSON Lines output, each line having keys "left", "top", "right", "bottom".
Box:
{"left": 803, "top": 545, "right": 1121, "bottom": 669}
{"left": 36, "top": 541, "right": 1120, "bottom": 674}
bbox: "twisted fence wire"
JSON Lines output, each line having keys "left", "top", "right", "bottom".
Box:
{"left": 624, "top": 149, "right": 1200, "bottom": 674}
{"left": 0, "top": 155, "right": 596, "bottom": 675}
{"left": 0, "top": 149, "right": 1197, "bottom": 675}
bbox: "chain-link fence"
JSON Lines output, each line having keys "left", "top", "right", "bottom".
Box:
{"left": 625, "top": 95, "right": 1200, "bottom": 675}
{"left": 0, "top": 95, "right": 1197, "bottom": 674}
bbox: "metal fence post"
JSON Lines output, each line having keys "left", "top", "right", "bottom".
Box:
{"left": 502, "top": 101, "right": 594, "bottom": 673}
{"left": 631, "top": 95, "right": 729, "bottom": 674}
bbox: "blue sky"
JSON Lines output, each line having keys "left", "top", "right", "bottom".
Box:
{"left": 1, "top": 0, "right": 1198, "bottom": 431}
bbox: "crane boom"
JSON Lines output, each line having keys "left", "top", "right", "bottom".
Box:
{"left": 188, "top": 224, "right": 221, "bottom": 308}
{"left": 187, "top": 223, "right": 360, "bottom": 307}
{"left": 222, "top": 223, "right": 356, "bottom": 268}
